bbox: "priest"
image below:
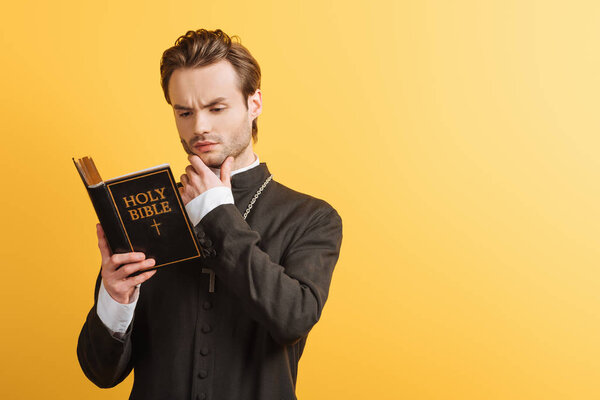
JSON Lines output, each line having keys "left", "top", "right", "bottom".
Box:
{"left": 76, "top": 28, "right": 343, "bottom": 400}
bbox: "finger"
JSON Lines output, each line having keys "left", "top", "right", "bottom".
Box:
{"left": 188, "top": 154, "right": 211, "bottom": 175}
{"left": 180, "top": 174, "right": 189, "bottom": 186}
{"left": 181, "top": 192, "right": 190, "bottom": 205}
{"left": 185, "top": 165, "right": 200, "bottom": 180}
{"left": 96, "top": 223, "right": 112, "bottom": 261}
{"left": 179, "top": 174, "right": 189, "bottom": 194}
{"left": 108, "top": 252, "right": 146, "bottom": 270}
{"left": 129, "top": 269, "right": 157, "bottom": 287}
{"left": 220, "top": 156, "right": 234, "bottom": 188}
{"left": 117, "top": 258, "right": 156, "bottom": 279}
{"left": 184, "top": 165, "right": 203, "bottom": 190}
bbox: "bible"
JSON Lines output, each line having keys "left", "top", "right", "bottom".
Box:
{"left": 73, "top": 156, "right": 202, "bottom": 269}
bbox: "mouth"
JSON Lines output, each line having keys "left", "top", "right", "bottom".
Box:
{"left": 193, "top": 141, "right": 219, "bottom": 153}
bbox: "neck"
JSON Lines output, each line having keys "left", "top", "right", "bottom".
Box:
{"left": 209, "top": 151, "right": 259, "bottom": 177}
{"left": 232, "top": 145, "right": 256, "bottom": 170}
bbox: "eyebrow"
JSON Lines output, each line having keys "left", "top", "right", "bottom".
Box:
{"left": 173, "top": 97, "right": 228, "bottom": 110}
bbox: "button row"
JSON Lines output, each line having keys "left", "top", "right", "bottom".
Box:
{"left": 197, "top": 293, "right": 212, "bottom": 399}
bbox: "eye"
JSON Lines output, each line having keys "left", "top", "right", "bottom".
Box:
{"left": 211, "top": 107, "right": 224, "bottom": 113}
{"left": 179, "top": 111, "right": 191, "bottom": 117}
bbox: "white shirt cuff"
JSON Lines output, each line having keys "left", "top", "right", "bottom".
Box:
{"left": 97, "top": 279, "right": 138, "bottom": 335}
{"left": 185, "top": 186, "right": 234, "bottom": 226}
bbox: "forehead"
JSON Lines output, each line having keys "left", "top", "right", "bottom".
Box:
{"left": 168, "top": 60, "right": 242, "bottom": 104}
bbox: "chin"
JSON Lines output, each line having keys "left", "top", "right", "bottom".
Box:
{"left": 196, "top": 152, "right": 227, "bottom": 169}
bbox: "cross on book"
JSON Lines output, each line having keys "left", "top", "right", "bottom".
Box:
{"left": 150, "top": 218, "right": 161, "bottom": 235}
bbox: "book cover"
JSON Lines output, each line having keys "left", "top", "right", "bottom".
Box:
{"left": 73, "top": 156, "right": 202, "bottom": 270}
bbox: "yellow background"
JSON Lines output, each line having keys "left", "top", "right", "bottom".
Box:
{"left": 1, "top": 0, "right": 599, "bottom": 398}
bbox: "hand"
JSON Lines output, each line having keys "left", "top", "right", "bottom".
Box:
{"left": 178, "top": 154, "right": 234, "bottom": 205}
{"left": 96, "top": 223, "right": 157, "bottom": 304}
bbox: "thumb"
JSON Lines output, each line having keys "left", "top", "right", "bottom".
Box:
{"left": 220, "top": 156, "right": 234, "bottom": 187}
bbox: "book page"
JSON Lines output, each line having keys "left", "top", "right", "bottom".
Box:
{"left": 105, "top": 164, "right": 171, "bottom": 183}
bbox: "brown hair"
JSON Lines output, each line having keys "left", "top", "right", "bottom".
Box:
{"left": 160, "top": 29, "right": 262, "bottom": 142}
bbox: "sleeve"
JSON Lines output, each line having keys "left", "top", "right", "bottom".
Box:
{"left": 185, "top": 186, "right": 234, "bottom": 226}
{"left": 199, "top": 203, "right": 343, "bottom": 346}
{"left": 76, "top": 268, "right": 135, "bottom": 388}
{"left": 96, "top": 279, "right": 138, "bottom": 337}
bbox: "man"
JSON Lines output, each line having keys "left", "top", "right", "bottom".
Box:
{"left": 77, "top": 28, "right": 343, "bottom": 400}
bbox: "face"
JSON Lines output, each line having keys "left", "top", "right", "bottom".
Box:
{"left": 168, "top": 60, "right": 262, "bottom": 169}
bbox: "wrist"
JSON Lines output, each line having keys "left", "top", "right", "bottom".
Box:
{"left": 106, "top": 286, "right": 137, "bottom": 305}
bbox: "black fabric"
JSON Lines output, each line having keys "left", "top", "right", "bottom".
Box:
{"left": 77, "top": 163, "right": 343, "bottom": 400}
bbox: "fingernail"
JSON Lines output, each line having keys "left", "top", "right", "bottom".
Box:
{"left": 147, "top": 259, "right": 155, "bottom": 265}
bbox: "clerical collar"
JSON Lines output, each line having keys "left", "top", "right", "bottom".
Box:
{"left": 209, "top": 154, "right": 260, "bottom": 177}
{"left": 231, "top": 162, "right": 271, "bottom": 191}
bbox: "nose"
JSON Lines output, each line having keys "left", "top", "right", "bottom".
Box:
{"left": 192, "top": 111, "right": 211, "bottom": 135}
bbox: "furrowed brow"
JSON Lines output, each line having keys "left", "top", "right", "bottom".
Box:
{"left": 173, "top": 97, "right": 228, "bottom": 110}
{"left": 174, "top": 104, "right": 193, "bottom": 111}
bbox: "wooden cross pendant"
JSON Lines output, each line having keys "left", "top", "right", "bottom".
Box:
{"left": 201, "top": 268, "right": 215, "bottom": 293}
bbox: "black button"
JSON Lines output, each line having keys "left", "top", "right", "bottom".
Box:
{"left": 198, "top": 369, "right": 208, "bottom": 379}
{"left": 200, "top": 347, "right": 209, "bottom": 356}
{"left": 201, "top": 323, "right": 212, "bottom": 333}
{"left": 194, "top": 227, "right": 205, "bottom": 238}
{"left": 197, "top": 393, "right": 207, "bottom": 400}
{"left": 203, "top": 301, "right": 212, "bottom": 310}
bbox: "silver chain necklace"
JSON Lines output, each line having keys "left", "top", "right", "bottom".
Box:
{"left": 242, "top": 175, "right": 273, "bottom": 220}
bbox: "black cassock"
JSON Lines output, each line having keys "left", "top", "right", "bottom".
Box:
{"left": 77, "top": 163, "right": 343, "bottom": 400}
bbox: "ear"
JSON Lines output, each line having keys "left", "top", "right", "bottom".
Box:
{"left": 247, "top": 89, "right": 262, "bottom": 120}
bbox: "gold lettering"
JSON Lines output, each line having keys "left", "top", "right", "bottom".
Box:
{"left": 128, "top": 209, "right": 140, "bottom": 220}
{"left": 135, "top": 192, "right": 149, "bottom": 205}
{"left": 150, "top": 203, "right": 161, "bottom": 215}
{"left": 142, "top": 205, "right": 154, "bottom": 218}
{"left": 123, "top": 195, "right": 136, "bottom": 208}
{"left": 160, "top": 201, "right": 172, "bottom": 213}
{"left": 155, "top": 187, "right": 166, "bottom": 200}
{"left": 123, "top": 189, "right": 173, "bottom": 221}
{"left": 147, "top": 190, "right": 160, "bottom": 202}
{"left": 123, "top": 188, "right": 167, "bottom": 209}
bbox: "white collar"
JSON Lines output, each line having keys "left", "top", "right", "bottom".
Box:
{"left": 209, "top": 153, "right": 260, "bottom": 177}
